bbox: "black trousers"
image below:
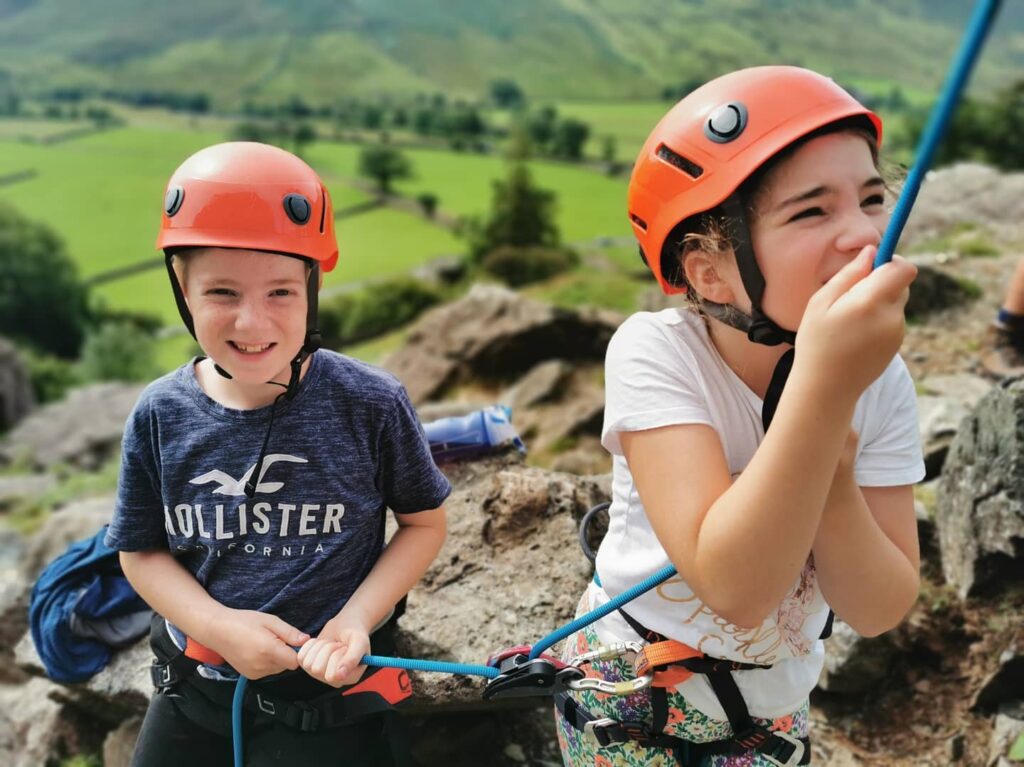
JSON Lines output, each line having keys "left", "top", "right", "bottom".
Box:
{"left": 130, "top": 617, "right": 409, "bottom": 767}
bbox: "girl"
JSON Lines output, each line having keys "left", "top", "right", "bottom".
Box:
{"left": 555, "top": 67, "right": 924, "bottom": 766}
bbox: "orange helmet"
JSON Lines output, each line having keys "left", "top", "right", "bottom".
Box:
{"left": 628, "top": 66, "right": 881, "bottom": 299}
{"left": 157, "top": 141, "right": 338, "bottom": 272}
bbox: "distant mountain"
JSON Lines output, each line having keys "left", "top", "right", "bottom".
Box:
{"left": 0, "top": 0, "right": 1019, "bottom": 106}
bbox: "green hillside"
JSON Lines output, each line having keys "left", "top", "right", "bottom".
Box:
{"left": 0, "top": 0, "right": 1020, "bottom": 106}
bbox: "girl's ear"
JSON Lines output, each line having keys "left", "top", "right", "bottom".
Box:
{"left": 683, "top": 249, "right": 738, "bottom": 305}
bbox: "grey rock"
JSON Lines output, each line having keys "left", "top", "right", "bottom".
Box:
{"left": 0, "top": 474, "right": 58, "bottom": 509}
{"left": 989, "top": 704, "right": 1024, "bottom": 766}
{"left": 935, "top": 378, "right": 1024, "bottom": 598}
{"left": 0, "top": 678, "right": 64, "bottom": 767}
{"left": 817, "top": 621, "right": 898, "bottom": 694}
{"left": 0, "top": 337, "right": 34, "bottom": 432}
{"left": 417, "top": 401, "right": 491, "bottom": 422}
{"left": 393, "top": 455, "right": 608, "bottom": 706}
{"left": 103, "top": 716, "right": 143, "bottom": 767}
{"left": 500, "top": 360, "right": 573, "bottom": 412}
{"left": 904, "top": 259, "right": 978, "bottom": 321}
{"left": 15, "top": 630, "right": 151, "bottom": 719}
{"left": 903, "top": 163, "right": 1024, "bottom": 246}
{"left": 916, "top": 374, "right": 992, "bottom": 479}
{"left": 972, "top": 644, "right": 1024, "bottom": 714}
{"left": 383, "top": 284, "right": 622, "bottom": 404}
{"left": 0, "top": 382, "right": 144, "bottom": 471}
{"left": 20, "top": 495, "right": 115, "bottom": 582}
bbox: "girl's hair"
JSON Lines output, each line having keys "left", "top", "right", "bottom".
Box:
{"left": 667, "top": 115, "right": 884, "bottom": 313}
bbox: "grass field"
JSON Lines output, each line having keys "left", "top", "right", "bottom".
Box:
{"left": 0, "top": 122, "right": 643, "bottom": 374}
{"left": 308, "top": 141, "right": 631, "bottom": 242}
{"left": 553, "top": 100, "right": 669, "bottom": 164}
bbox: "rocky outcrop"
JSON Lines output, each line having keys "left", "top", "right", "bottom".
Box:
{"left": 916, "top": 373, "right": 992, "bottom": 479}
{"left": 817, "top": 621, "right": 899, "bottom": 695}
{"left": 0, "top": 383, "right": 144, "bottom": 471}
{"left": 0, "top": 338, "right": 33, "bottom": 432}
{"left": 904, "top": 258, "right": 979, "bottom": 321}
{"left": 935, "top": 378, "right": 1024, "bottom": 598}
{"left": 383, "top": 284, "right": 622, "bottom": 404}
{"left": 902, "top": 163, "right": 1024, "bottom": 245}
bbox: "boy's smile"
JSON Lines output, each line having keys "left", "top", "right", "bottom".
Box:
{"left": 178, "top": 247, "right": 311, "bottom": 400}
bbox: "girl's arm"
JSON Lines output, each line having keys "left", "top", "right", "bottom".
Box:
{"left": 120, "top": 550, "right": 309, "bottom": 678}
{"left": 812, "top": 451, "right": 920, "bottom": 636}
{"left": 622, "top": 370, "right": 855, "bottom": 629}
{"left": 298, "top": 506, "right": 446, "bottom": 686}
{"left": 623, "top": 249, "right": 916, "bottom": 628}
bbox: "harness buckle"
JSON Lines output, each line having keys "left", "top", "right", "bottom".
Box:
{"left": 159, "top": 665, "right": 172, "bottom": 685}
{"left": 565, "top": 641, "right": 654, "bottom": 696}
{"left": 582, "top": 717, "right": 618, "bottom": 748}
{"left": 255, "top": 694, "right": 276, "bottom": 716}
{"left": 294, "top": 701, "right": 320, "bottom": 733}
{"left": 583, "top": 718, "right": 652, "bottom": 748}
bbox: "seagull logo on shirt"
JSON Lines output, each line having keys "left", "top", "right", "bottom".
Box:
{"left": 189, "top": 454, "right": 308, "bottom": 496}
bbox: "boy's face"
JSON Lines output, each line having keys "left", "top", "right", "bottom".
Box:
{"left": 179, "top": 248, "right": 309, "bottom": 385}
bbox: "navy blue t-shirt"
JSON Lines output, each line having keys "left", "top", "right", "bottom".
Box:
{"left": 105, "top": 350, "right": 451, "bottom": 636}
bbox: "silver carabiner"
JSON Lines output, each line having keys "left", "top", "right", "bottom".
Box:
{"left": 565, "top": 641, "right": 654, "bottom": 696}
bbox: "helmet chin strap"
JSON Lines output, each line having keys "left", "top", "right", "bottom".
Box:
{"left": 716, "top": 195, "right": 797, "bottom": 348}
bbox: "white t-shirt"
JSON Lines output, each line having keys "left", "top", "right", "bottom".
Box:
{"left": 591, "top": 308, "right": 925, "bottom": 719}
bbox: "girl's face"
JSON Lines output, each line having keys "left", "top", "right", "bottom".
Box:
{"left": 747, "top": 132, "right": 888, "bottom": 331}
{"left": 180, "top": 248, "right": 309, "bottom": 386}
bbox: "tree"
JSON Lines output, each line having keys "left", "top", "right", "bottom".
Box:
{"left": 490, "top": 79, "right": 525, "bottom": 109}
{"left": 527, "top": 106, "right": 558, "bottom": 150}
{"left": 292, "top": 123, "right": 317, "bottom": 158}
{"left": 601, "top": 135, "right": 617, "bottom": 164}
{"left": 0, "top": 204, "right": 89, "bottom": 357}
{"left": 231, "top": 121, "right": 269, "bottom": 143}
{"left": 78, "top": 322, "right": 158, "bottom": 383}
{"left": 551, "top": 118, "right": 590, "bottom": 160}
{"left": 416, "top": 192, "right": 439, "bottom": 218}
{"left": 468, "top": 161, "right": 559, "bottom": 261}
{"left": 358, "top": 140, "right": 413, "bottom": 195}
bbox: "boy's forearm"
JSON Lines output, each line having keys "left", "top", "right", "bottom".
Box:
{"left": 812, "top": 475, "right": 919, "bottom": 636}
{"left": 119, "top": 550, "right": 228, "bottom": 646}
{"left": 329, "top": 508, "right": 446, "bottom": 633}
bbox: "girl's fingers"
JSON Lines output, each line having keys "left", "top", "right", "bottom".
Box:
{"left": 816, "top": 246, "right": 875, "bottom": 306}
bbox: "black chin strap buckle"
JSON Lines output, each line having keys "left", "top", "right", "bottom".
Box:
{"left": 746, "top": 318, "right": 796, "bottom": 348}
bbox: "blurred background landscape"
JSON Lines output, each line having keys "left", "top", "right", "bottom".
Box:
{"left": 2, "top": 3, "right": 1024, "bottom": 765}
{"left": 1, "top": 0, "right": 1023, "bottom": 386}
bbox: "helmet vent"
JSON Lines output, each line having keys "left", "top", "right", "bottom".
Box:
{"left": 284, "top": 194, "right": 312, "bottom": 225}
{"left": 164, "top": 186, "right": 185, "bottom": 217}
{"left": 318, "top": 188, "right": 327, "bottom": 234}
{"left": 629, "top": 213, "right": 648, "bottom": 231}
{"left": 656, "top": 145, "right": 704, "bottom": 179}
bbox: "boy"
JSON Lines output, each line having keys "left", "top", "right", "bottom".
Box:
{"left": 106, "top": 142, "right": 449, "bottom": 766}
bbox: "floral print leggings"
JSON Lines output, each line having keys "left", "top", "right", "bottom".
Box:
{"left": 554, "top": 619, "right": 809, "bottom": 767}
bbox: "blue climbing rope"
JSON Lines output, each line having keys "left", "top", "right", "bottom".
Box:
{"left": 874, "top": 0, "right": 1003, "bottom": 268}
{"left": 230, "top": 654, "right": 498, "bottom": 766}
{"left": 528, "top": 564, "right": 677, "bottom": 660}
